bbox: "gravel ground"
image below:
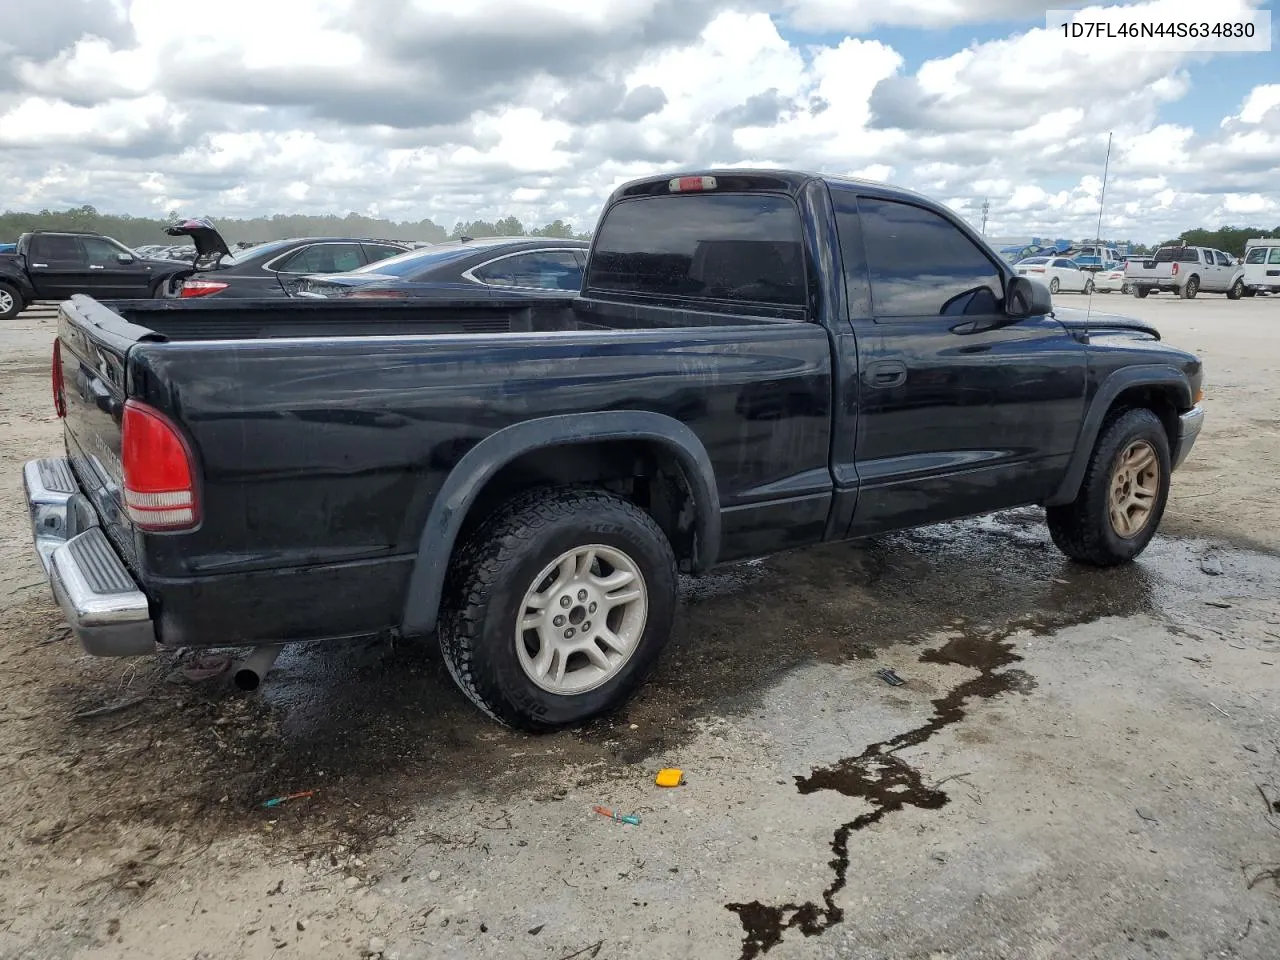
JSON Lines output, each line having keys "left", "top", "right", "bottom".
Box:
{"left": 0, "top": 292, "right": 1278, "bottom": 960}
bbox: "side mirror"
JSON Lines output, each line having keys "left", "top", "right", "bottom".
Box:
{"left": 116, "top": 253, "right": 135, "bottom": 264}
{"left": 1006, "top": 275, "right": 1053, "bottom": 319}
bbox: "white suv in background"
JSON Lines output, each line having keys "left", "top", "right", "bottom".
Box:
{"left": 1243, "top": 240, "right": 1280, "bottom": 296}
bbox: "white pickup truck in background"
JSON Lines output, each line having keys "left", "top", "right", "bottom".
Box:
{"left": 1242, "top": 239, "right": 1280, "bottom": 296}
{"left": 1125, "top": 244, "right": 1247, "bottom": 300}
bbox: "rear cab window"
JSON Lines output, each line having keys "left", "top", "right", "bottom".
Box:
{"left": 584, "top": 191, "right": 808, "bottom": 312}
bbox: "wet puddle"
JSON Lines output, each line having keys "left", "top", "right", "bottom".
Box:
{"left": 726, "top": 627, "right": 1034, "bottom": 958}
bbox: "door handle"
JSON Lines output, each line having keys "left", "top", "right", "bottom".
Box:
{"left": 89, "top": 265, "right": 104, "bottom": 270}
{"left": 31, "top": 263, "right": 48, "bottom": 268}
{"left": 864, "top": 360, "right": 907, "bottom": 388}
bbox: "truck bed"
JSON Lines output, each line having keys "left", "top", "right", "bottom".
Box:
{"left": 94, "top": 293, "right": 799, "bottom": 343}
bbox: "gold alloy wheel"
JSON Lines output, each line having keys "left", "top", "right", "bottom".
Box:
{"left": 1109, "top": 439, "right": 1160, "bottom": 538}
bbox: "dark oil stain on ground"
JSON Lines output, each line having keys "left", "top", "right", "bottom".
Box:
{"left": 726, "top": 625, "right": 1036, "bottom": 959}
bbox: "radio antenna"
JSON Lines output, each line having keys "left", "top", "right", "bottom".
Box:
{"left": 1085, "top": 131, "right": 1113, "bottom": 333}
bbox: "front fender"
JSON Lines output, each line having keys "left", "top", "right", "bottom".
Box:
{"left": 399, "top": 410, "right": 722, "bottom": 636}
{"left": 1045, "top": 364, "right": 1193, "bottom": 506}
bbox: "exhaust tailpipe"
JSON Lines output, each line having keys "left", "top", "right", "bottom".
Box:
{"left": 233, "top": 645, "right": 282, "bottom": 691}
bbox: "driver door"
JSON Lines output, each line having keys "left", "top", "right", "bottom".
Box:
{"left": 833, "top": 191, "right": 1089, "bottom": 537}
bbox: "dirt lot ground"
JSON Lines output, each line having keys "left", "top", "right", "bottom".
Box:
{"left": 1, "top": 292, "right": 1278, "bottom": 960}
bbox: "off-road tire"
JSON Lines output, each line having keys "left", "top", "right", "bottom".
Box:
{"left": 0, "top": 282, "right": 24, "bottom": 320}
{"left": 1046, "top": 408, "right": 1171, "bottom": 566}
{"left": 1049, "top": 277, "right": 1060, "bottom": 294}
{"left": 1226, "top": 279, "right": 1245, "bottom": 300}
{"left": 438, "top": 486, "right": 678, "bottom": 731}
{"left": 1181, "top": 275, "right": 1199, "bottom": 299}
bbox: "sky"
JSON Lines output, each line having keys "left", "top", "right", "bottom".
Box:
{"left": 0, "top": 0, "right": 1277, "bottom": 243}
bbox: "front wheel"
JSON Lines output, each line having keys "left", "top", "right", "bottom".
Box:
{"left": 1049, "top": 277, "right": 1060, "bottom": 294}
{"left": 1227, "top": 279, "right": 1244, "bottom": 300}
{"left": 1121, "top": 282, "right": 1132, "bottom": 295}
{"left": 438, "top": 487, "right": 678, "bottom": 730}
{"left": 1046, "top": 408, "right": 1171, "bottom": 566}
{"left": 0, "top": 282, "right": 24, "bottom": 320}
{"left": 1083, "top": 279, "right": 1094, "bottom": 295}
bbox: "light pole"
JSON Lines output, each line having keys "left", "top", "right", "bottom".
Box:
{"left": 980, "top": 199, "right": 990, "bottom": 236}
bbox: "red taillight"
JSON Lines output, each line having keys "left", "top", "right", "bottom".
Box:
{"left": 121, "top": 400, "right": 199, "bottom": 531}
{"left": 1171, "top": 263, "right": 1179, "bottom": 276}
{"left": 180, "top": 279, "right": 228, "bottom": 298}
{"left": 1029, "top": 267, "right": 1045, "bottom": 273}
{"left": 51, "top": 339, "right": 66, "bottom": 418}
{"left": 668, "top": 175, "right": 717, "bottom": 193}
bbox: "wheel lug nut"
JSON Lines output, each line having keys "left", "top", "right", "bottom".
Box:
{"left": 581, "top": 621, "right": 591, "bottom": 632}
{"left": 588, "top": 602, "right": 597, "bottom": 614}
{"left": 564, "top": 628, "right": 576, "bottom": 639}
{"left": 553, "top": 615, "right": 566, "bottom": 627}
{"left": 560, "top": 596, "right": 571, "bottom": 608}
{"left": 577, "top": 589, "right": 588, "bottom": 602}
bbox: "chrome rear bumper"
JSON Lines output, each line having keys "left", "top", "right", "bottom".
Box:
{"left": 23, "top": 458, "right": 157, "bottom": 657}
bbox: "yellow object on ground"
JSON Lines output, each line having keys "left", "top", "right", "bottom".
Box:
{"left": 655, "top": 768, "right": 683, "bottom": 788}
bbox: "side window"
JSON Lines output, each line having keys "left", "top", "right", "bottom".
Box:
{"left": 30, "top": 235, "right": 84, "bottom": 263}
{"left": 362, "top": 243, "right": 403, "bottom": 264}
{"left": 859, "top": 197, "right": 1002, "bottom": 318}
{"left": 472, "top": 251, "right": 583, "bottom": 291}
{"left": 1244, "top": 247, "right": 1267, "bottom": 264}
{"left": 81, "top": 237, "right": 129, "bottom": 266}
{"left": 1214, "top": 251, "right": 1232, "bottom": 267}
{"left": 277, "top": 243, "right": 365, "bottom": 274}
{"left": 1268, "top": 247, "right": 1280, "bottom": 265}
{"left": 586, "top": 193, "right": 807, "bottom": 307}
{"left": 830, "top": 189, "right": 872, "bottom": 319}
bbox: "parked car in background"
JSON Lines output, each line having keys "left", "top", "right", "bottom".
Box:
{"left": 0, "top": 230, "right": 193, "bottom": 319}
{"left": 1092, "top": 264, "right": 1130, "bottom": 294}
{"left": 1, "top": 242, "right": 19, "bottom": 254}
{"left": 166, "top": 218, "right": 412, "bottom": 298}
{"left": 1125, "top": 244, "right": 1247, "bottom": 299}
{"left": 1242, "top": 239, "right": 1280, "bottom": 295}
{"left": 1072, "top": 244, "right": 1122, "bottom": 272}
{"left": 1014, "top": 256, "right": 1094, "bottom": 294}
{"left": 294, "top": 237, "right": 589, "bottom": 299}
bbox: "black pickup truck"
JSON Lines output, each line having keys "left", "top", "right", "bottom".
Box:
{"left": 0, "top": 231, "right": 192, "bottom": 319}
{"left": 23, "top": 170, "right": 1205, "bottom": 729}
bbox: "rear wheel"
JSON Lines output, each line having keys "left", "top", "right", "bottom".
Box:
{"left": 1227, "top": 279, "right": 1244, "bottom": 300}
{"left": 1049, "top": 277, "right": 1060, "bottom": 294}
{"left": 1046, "top": 408, "right": 1171, "bottom": 566}
{"left": 0, "top": 282, "right": 23, "bottom": 320}
{"left": 438, "top": 487, "right": 678, "bottom": 730}
{"left": 1181, "top": 275, "right": 1199, "bottom": 299}
{"left": 1083, "top": 278, "right": 1094, "bottom": 295}
{"left": 1134, "top": 286, "right": 1150, "bottom": 298}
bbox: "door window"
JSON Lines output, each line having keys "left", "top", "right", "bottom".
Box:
{"left": 1214, "top": 251, "right": 1232, "bottom": 267}
{"left": 858, "top": 197, "right": 1003, "bottom": 318}
{"left": 1245, "top": 247, "right": 1267, "bottom": 264}
{"left": 81, "top": 237, "right": 131, "bottom": 266}
{"left": 362, "top": 243, "right": 405, "bottom": 264}
{"left": 29, "top": 235, "right": 85, "bottom": 263}
{"left": 1269, "top": 247, "right": 1280, "bottom": 264}
{"left": 277, "top": 243, "right": 365, "bottom": 274}
{"left": 472, "top": 250, "right": 583, "bottom": 290}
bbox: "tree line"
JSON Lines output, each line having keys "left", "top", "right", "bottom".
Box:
{"left": 0, "top": 206, "right": 592, "bottom": 247}
{"left": 1150, "top": 226, "right": 1280, "bottom": 258}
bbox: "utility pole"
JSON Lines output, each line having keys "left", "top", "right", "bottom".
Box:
{"left": 980, "top": 199, "right": 990, "bottom": 236}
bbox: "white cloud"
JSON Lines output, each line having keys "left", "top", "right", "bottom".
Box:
{"left": 0, "top": 0, "right": 1276, "bottom": 244}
